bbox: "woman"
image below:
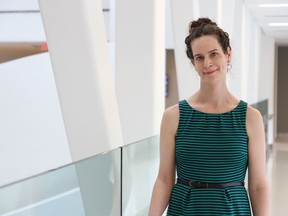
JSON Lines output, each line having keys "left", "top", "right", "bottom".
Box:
{"left": 148, "top": 17, "right": 269, "bottom": 215}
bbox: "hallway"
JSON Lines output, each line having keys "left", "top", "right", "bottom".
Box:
{"left": 268, "top": 137, "right": 288, "bottom": 216}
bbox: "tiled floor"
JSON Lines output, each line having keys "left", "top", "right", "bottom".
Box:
{"left": 267, "top": 138, "right": 288, "bottom": 216}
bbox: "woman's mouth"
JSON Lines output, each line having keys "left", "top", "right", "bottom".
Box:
{"left": 203, "top": 69, "right": 216, "bottom": 75}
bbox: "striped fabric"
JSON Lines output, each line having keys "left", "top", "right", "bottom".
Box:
{"left": 167, "top": 100, "right": 251, "bottom": 215}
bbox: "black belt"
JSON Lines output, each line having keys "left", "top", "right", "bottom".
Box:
{"left": 177, "top": 178, "right": 244, "bottom": 188}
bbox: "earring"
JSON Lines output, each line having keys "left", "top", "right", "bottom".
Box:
{"left": 227, "top": 63, "right": 232, "bottom": 71}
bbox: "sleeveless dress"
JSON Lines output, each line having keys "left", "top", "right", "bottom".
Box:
{"left": 167, "top": 99, "right": 251, "bottom": 215}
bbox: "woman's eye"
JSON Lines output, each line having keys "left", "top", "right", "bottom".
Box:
{"left": 211, "top": 52, "right": 218, "bottom": 57}
{"left": 195, "top": 56, "right": 203, "bottom": 61}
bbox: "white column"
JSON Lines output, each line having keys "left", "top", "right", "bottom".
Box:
{"left": 170, "top": 0, "right": 200, "bottom": 100}
{"left": 38, "top": 0, "right": 123, "bottom": 162}
{"left": 220, "top": 0, "right": 236, "bottom": 40}
{"left": 198, "top": 0, "right": 218, "bottom": 21}
{"left": 115, "top": 0, "right": 165, "bottom": 145}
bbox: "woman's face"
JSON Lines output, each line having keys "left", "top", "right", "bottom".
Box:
{"left": 191, "top": 35, "right": 231, "bottom": 82}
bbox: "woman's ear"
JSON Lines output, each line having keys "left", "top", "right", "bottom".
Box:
{"left": 226, "top": 47, "right": 232, "bottom": 62}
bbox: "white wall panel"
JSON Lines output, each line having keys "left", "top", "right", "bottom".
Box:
{"left": 165, "top": 0, "right": 174, "bottom": 49}
{"left": 228, "top": 0, "right": 244, "bottom": 99}
{"left": 0, "top": 0, "right": 39, "bottom": 10}
{"left": 259, "top": 35, "right": 275, "bottom": 144}
{"left": 0, "top": 53, "right": 71, "bottom": 186}
{"left": 0, "top": 13, "right": 46, "bottom": 41}
{"left": 258, "top": 35, "right": 275, "bottom": 109}
{"left": 242, "top": 9, "right": 262, "bottom": 104}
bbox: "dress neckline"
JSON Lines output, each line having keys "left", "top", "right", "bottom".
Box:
{"left": 184, "top": 99, "right": 243, "bottom": 115}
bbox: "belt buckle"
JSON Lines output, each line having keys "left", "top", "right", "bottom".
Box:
{"left": 189, "top": 180, "right": 193, "bottom": 187}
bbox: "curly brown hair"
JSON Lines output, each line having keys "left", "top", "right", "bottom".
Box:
{"left": 185, "top": 17, "right": 231, "bottom": 60}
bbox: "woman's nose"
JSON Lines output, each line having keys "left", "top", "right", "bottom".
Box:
{"left": 204, "top": 58, "right": 212, "bottom": 68}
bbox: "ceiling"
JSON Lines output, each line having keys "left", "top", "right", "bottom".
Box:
{"left": 245, "top": 0, "right": 288, "bottom": 46}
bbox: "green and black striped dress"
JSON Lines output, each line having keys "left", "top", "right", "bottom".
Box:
{"left": 167, "top": 99, "right": 251, "bottom": 215}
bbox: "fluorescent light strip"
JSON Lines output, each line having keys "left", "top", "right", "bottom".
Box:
{"left": 269, "top": 23, "right": 288, "bottom": 27}
{"left": 259, "top": 4, "right": 288, "bottom": 8}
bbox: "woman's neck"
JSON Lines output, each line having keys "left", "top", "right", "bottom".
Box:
{"left": 194, "top": 81, "right": 236, "bottom": 106}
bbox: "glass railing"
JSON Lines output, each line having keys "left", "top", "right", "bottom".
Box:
{"left": 122, "top": 136, "right": 159, "bottom": 216}
{"left": 0, "top": 135, "right": 159, "bottom": 216}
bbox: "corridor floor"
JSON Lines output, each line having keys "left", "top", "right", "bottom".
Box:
{"left": 268, "top": 137, "right": 288, "bottom": 216}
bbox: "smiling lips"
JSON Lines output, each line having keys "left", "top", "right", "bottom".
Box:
{"left": 203, "top": 69, "right": 217, "bottom": 75}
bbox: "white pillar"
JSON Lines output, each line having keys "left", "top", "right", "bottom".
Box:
{"left": 115, "top": 0, "right": 165, "bottom": 145}
{"left": 170, "top": 0, "right": 200, "bottom": 100}
{"left": 38, "top": 0, "right": 123, "bottom": 162}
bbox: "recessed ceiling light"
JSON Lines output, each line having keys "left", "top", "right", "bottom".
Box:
{"left": 269, "top": 23, "right": 288, "bottom": 27}
{"left": 259, "top": 4, "right": 288, "bottom": 8}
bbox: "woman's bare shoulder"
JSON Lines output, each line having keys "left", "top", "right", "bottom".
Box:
{"left": 246, "top": 105, "right": 263, "bottom": 122}
{"left": 246, "top": 105, "right": 264, "bottom": 136}
{"left": 161, "top": 103, "right": 180, "bottom": 134}
{"left": 163, "top": 103, "right": 180, "bottom": 119}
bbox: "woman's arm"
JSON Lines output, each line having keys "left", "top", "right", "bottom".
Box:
{"left": 246, "top": 106, "right": 270, "bottom": 216}
{"left": 148, "top": 105, "right": 179, "bottom": 216}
